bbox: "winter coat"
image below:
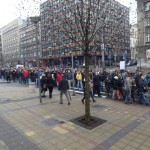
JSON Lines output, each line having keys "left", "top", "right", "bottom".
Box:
{"left": 46, "top": 77, "right": 55, "bottom": 88}
{"left": 30, "top": 71, "right": 36, "bottom": 82}
{"left": 93, "top": 75, "right": 100, "bottom": 86}
{"left": 56, "top": 74, "right": 62, "bottom": 83}
{"left": 117, "top": 78, "right": 124, "bottom": 88}
{"left": 66, "top": 73, "right": 72, "bottom": 80}
{"left": 124, "top": 77, "right": 132, "bottom": 91}
{"left": 76, "top": 73, "right": 82, "bottom": 80}
{"left": 146, "top": 73, "right": 150, "bottom": 84}
{"left": 23, "top": 70, "right": 29, "bottom": 77}
{"left": 112, "top": 78, "right": 118, "bottom": 90}
{"left": 58, "top": 78, "right": 69, "bottom": 91}
{"left": 139, "top": 79, "right": 148, "bottom": 93}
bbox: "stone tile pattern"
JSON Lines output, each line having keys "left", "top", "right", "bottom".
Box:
{"left": 0, "top": 117, "right": 41, "bottom": 150}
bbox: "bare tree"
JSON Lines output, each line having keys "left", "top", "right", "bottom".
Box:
{"left": 56, "top": 0, "right": 130, "bottom": 124}
{"left": 17, "top": 0, "right": 134, "bottom": 124}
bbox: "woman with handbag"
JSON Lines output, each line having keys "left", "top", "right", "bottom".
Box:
{"left": 46, "top": 74, "right": 55, "bottom": 99}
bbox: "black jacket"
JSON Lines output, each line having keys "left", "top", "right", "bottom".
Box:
{"left": 46, "top": 77, "right": 55, "bottom": 88}
{"left": 112, "top": 78, "right": 118, "bottom": 90}
{"left": 117, "top": 78, "right": 124, "bottom": 88}
{"left": 58, "top": 78, "right": 69, "bottom": 91}
{"left": 93, "top": 75, "right": 100, "bottom": 86}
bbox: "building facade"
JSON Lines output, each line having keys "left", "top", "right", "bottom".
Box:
{"left": 1, "top": 19, "right": 23, "bottom": 67}
{"left": 20, "top": 19, "right": 41, "bottom": 67}
{"left": 136, "top": 0, "right": 150, "bottom": 59}
{"left": 130, "top": 24, "right": 138, "bottom": 59}
{"left": 0, "top": 34, "right": 2, "bottom": 67}
{"left": 40, "top": 0, "right": 130, "bottom": 67}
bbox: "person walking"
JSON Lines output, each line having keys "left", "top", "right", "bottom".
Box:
{"left": 65, "top": 70, "right": 73, "bottom": 89}
{"left": 58, "top": 74, "right": 71, "bottom": 105}
{"left": 81, "top": 79, "right": 96, "bottom": 104}
{"left": 46, "top": 74, "right": 55, "bottom": 99}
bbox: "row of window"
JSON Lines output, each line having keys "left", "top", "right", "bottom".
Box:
{"left": 2, "top": 30, "right": 18, "bottom": 37}
{"left": 3, "top": 25, "right": 18, "bottom": 34}
{"left": 3, "top": 37, "right": 18, "bottom": 44}
{"left": 145, "top": 34, "right": 150, "bottom": 42}
{"left": 3, "top": 43, "right": 19, "bottom": 49}
{"left": 20, "top": 37, "right": 36, "bottom": 45}
{"left": 145, "top": 2, "right": 150, "bottom": 11}
{"left": 22, "top": 52, "right": 41, "bottom": 57}
{"left": 21, "top": 45, "right": 40, "bottom": 51}
{"left": 4, "top": 49, "right": 19, "bottom": 54}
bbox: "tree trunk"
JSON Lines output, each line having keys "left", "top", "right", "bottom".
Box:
{"left": 84, "top": 49, "right": 91, "bottom": 124}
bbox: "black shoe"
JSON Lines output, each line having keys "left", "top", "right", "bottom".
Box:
{"left": 93, "top": 100, "right": 96, "bottom": 103}
{"left": 81, "top": 99, "right": 84, "bottom": 104}
{"left": 68, "top": 103, "right": 70, "bottom": 105}
{"left": 59, "top": 102, "right": 63, "bottom": 104}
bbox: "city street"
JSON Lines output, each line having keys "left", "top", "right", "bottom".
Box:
{"left": 0, "top": 81, "right": 150, "bottom": 150}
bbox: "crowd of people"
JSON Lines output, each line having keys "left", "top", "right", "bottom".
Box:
{"left": 0, "top": 67, "right": 150, "bottom": 105}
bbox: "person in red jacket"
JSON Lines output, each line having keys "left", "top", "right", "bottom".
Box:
{"left": 23, "top": 69, "right": 29, "bottom": 84}
{"left": 56, "top": 72, "right": 62, "bottom": 86}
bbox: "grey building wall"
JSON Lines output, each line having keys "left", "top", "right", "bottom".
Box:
{"left": 130, "top": 24, "right": 138, "bottom": 59}
{"left": 0, "top": 35, "right": 2, "bottom": 67}
{"left": 20, "top": 19, "right": 41, "bottom": 67}
{"left": 137, "top": 0, "right": 150, "bottom": 59}
{"left": 0, "top": 19, "right": 23, "bottom": 67}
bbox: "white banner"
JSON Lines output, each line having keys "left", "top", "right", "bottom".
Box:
{"left": 120, "top": 61, "right": 125, "bottom": 70}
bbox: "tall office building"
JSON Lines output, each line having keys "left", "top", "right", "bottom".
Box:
{"left": 40, "top": 0, "right": 130, "bottom": 67}
{"left": 1, "top": 19, "right": 23, "bottom": 67}
{"left": 130, "top": 24, "right": 138, "bottom": 59}
{"left": 20, "top": 19, "right": 41, "bottom": 67}
{"left": 136, "top": 0, "right": 150, "bottom": 59}
{"left": 0, "top": 34, "right": 2, "bottom": 67}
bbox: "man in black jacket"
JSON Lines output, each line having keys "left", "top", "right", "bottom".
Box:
{"left": 58, "top": 74, "right": 71, "bottom": 105}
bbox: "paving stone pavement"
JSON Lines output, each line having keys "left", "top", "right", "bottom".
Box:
{"left": 0, "top": 81, "right": 150, "bottom": 150}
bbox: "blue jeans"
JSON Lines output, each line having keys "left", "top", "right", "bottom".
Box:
{"left": 125, "top": 89, "right": 131, "bottom": 102}
{"left": 23, "top": 77, "right": 29, "bottom": 84}
{"left": 77, "top": 80, "right": 83, "bottom": 89}
{"left": 140, "top": 92, "right": 149, "bottom": 104}
{"left": 36, "top": 78, "right": 39, "bottom": 88}
{"left": 90, "top": 91, "right": 95, "bottom": 101}
{"left": 19, "top": 77, "right": 22, "bottom": 84}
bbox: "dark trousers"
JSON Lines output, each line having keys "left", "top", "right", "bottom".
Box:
{"left": 93, "top": 85, "right": 100, "bottom": 97}
{"left": 118, "top": 87, "right": 125, "bottom": 100}
{"left": 6, "top": 75, "right": 11, "bottom": 82}
{"left": 48, "top": 86, "right": 53, "bottom": 96}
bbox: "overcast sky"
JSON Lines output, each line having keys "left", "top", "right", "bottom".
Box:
{"left": 0, "top": 0, "right": 137, "bottom": 28}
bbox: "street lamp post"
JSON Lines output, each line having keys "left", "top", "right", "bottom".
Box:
{"left": 30, "top": 16, "right": 42, "bottom": 103}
